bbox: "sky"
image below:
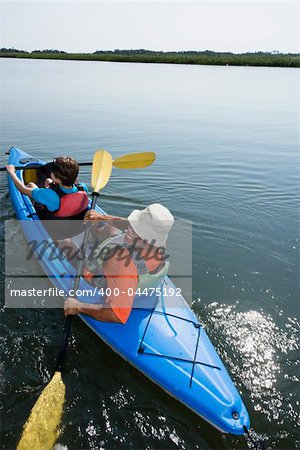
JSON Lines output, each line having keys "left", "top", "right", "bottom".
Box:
{"left": 0, "top": 2, "right": 299, "bottom": 54}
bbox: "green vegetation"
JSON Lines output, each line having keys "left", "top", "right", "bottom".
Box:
{"left": 1, "top": 48, "right": 299, "bottom": 67}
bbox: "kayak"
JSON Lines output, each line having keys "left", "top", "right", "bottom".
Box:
{"left": 7, "top": 146, "right": 250, "bottom": 435}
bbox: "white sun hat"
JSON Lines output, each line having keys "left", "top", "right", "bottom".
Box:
{"left": 128, "top": 203, "right": 174, "bottom": 247}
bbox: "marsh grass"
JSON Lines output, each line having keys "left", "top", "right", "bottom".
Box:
{"left": 1, "top": 49, "right": 299, "bottom": 67}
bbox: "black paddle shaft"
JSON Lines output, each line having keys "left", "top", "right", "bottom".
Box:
{"left": 54, "top": 192, "right": 99, "bottom": 373}
{"left": 0, "top": 162, "right": 93, "bottom": 172}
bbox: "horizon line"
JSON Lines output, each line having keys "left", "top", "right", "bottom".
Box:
{"left": 1, "top": 47, "right": 299, "bottom": 56}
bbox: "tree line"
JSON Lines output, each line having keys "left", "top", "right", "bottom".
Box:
{"left": 1, "top": 48, "right": 299, "bottom": 67}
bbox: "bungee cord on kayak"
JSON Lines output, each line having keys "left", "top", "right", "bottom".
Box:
{"left": 160, "top": 279, "right": 178, "bottom": 337}
{"left": 137, "top": 306, "right": 221, "bottom": 388}
{"left": 137, "top": 286, "right": 222, "bottom": 388}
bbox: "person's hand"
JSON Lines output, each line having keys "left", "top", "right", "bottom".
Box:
{"left": 6, "top": 165, "right": 16, "bottom": 175}
{"left": 26, "top": 182, "right": 37, "bottom": 188}
{"left": 44, "top": 178, "right": 53, "bottom": 188}
{"left": 84, "top": 210, "right": 109, "bottom": 223}
{"left": 64, "top": 297, "right": 81, "bottom": 316}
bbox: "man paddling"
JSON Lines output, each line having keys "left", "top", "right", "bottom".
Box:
{"left": 64, "top": 203, "right": 174, "bottom": 324}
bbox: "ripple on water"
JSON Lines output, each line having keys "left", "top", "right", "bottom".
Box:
{"left": 132, "top": 411, "right": 187, "bottom": 448}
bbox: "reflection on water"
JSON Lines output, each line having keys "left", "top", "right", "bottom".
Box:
{"left": 196, "top": 299, "right": 299, "bottom": 441}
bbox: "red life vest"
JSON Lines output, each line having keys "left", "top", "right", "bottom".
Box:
{"left": 50, "top": 183, "right": 89, "bottom": 219}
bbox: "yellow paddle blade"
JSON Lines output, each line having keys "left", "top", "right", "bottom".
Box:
{"left": 113, "top": 152, "right": 156, "bottom": 169}
{"left": 91, "top": 150, "right": 113, "bottom": 193}
{"left": 17, "top": 371, "right": 65, "bottom": 450}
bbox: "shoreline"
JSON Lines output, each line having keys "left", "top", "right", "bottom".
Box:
{"left": 1, "top": 50, "right": 299, "bottom": 68}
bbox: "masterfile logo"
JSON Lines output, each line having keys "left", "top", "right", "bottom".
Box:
{"left": 5, "top": 219, "right": 192, "bottom": 308}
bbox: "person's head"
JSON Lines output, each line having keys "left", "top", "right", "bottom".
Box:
{"left": 126, "top": 203, "right": 174, "bottom": 248}
{"left": 48, "top": 157, "right": 79, "bottom": 186}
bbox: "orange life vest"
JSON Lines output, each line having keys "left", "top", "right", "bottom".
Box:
{"left": 50, "top": 183, "right": 89, "bottom": 219}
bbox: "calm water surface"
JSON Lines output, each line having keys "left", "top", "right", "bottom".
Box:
{"left": 0, "top": 58, "right": 299, "bottom": 449}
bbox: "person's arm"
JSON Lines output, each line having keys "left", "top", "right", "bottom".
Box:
{"left": 64, "top": 298, "right": 122, "bottom": 323}
{"left": 6, "top": 165, "right": 34, "bottom": 197}
{"left": 84, "top": 210, "right": 129, "bottom": 230}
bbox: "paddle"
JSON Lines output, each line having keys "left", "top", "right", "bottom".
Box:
{"left": 112, "top": 151, "right": 156, "bottom": 169}
{"left": 0, "top": 151, "right": 156, "bottom": 171}
{"left": 16, "top": 150, "right": 113, "bottom": 450}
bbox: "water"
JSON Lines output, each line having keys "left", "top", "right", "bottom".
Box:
{"left": 0, "top": 58, "right": 299, "bottom": 449}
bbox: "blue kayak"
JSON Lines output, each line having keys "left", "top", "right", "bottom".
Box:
{"left": 7, "top": 146, "right": 250, "bottom": 435}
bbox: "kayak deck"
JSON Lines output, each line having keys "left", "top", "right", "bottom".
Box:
{"left": 7, "top": 146, "right": 250, "bottom": 435}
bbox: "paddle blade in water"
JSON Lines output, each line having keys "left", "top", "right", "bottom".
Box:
{"left": 17, "top": 371, "right": 65, "bottom": 450}
{"left": 92, "top": 150, "right": 113, "bottom": 192}
{"left": 113, "top": 152, "right": 156, "bottom": 169}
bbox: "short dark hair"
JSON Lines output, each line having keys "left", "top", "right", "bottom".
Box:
{"left": 51, "top": 156, "right": 79, "bottom": 185}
